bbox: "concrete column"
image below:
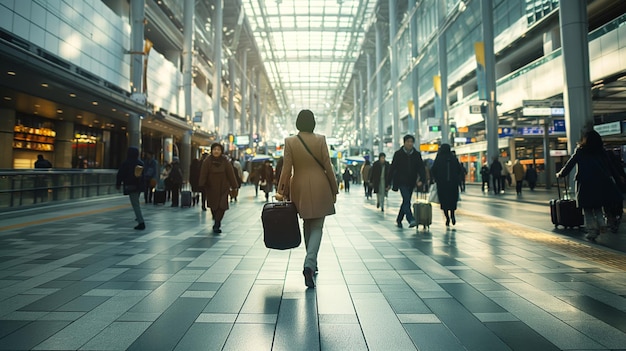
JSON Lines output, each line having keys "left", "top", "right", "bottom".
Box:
{"left": 54, "top": 120, "right": 74, "bottom": 169}
{"left": 559, "top": 0, "right": 592, "bottom": 157}
{"left": 255, "top": 69, "right": 261, "bottom": 144}
{"left": 481, "top": 0, "right": 499, "bottom": 169}
{"left": 212, "top": 0, "right": 223, "bottom": 136}
{"left": 366, "top": 53, "right": 374, "bottom": 153}
{"left": 228, "top": 57, "right": 236, "bottom": 135}
{"left": 543, "top": 26, "right": 561, "bottom": 54}
{"left": 389, "top": 0, "right": 400, "bottom": 149}
{"left": 409, "top": 0, "right": 420, "bottom": 145}
{"left": 0, "top": 108, "right": 15, "bottom": 168}
{"left": 240, "top": 50, "right": 247, "bottom": 135}
{"left": 353, "top": 75, "right": 359, "bottom": 153}
{"left": 359, "top": 70, "right": 365, "bottom": 154}
{"left": 543, "top": 118, "right": 552, "bottom": 189}
{"left": 249, "top": 68, "right": 255, "bottom": 149}
{"left": 375, "top": 23, "right": 384, "bottom": 154}
{"left": 438, "top": 0, "right": 449, "bottom": 145}
{"left": 128, "top": 0, "right": 146, "bottom": 149}
{"left": 181, "top": 0, "right": 194, "bottom": 181}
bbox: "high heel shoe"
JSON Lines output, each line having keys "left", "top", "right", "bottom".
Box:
{"left": 303, "top": 267, "right": 315, "bottom": 288}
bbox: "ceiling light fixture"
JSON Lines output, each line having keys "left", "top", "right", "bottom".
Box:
{"left": 69, "top": 93, "right": 76, "bottom": 97}
{"left": 41, "top": 83, "right": 49, "bottom": 87}
{"left": 7, "top": 71, "right": 16, "bottom": 76}
{"left": 92, "top": 101, "right": 98, "bottom": 105}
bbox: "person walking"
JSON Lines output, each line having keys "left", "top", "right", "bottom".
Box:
{"left": 459, "top": 161, "right": 467, "bottom": 193}
{"left": 361, "top": 160, "right": 372, "bottom": 199}
{"left": 116, "top": 147, "right": 145, "bottom": 230}
{"left": 34, "top": 154, "right": 52, "bottom": 168}
{"left": 490, "top": 157, "right": 502, "bottom": 194}
{"left": 199, "top": 143, "right": 239, "bottom": 234}
{"left": 231, "top": 158, "right": 243, "bottom": 202}
{"left": 189, "top": 158, "right": 202, "bottom": 206}
{"left": 259, "top": 160, "right": 274, "bottom": 201}
{"left": 388, "top": 134, "right": 427, "bottom": 228}
{"left": 525, "top": 164, "right": 538, "bottom": 191}
{"left": 430, "top": 144, "right": 463, "bottom": 227}
{"left": 370, "top": 153, "right": 390, "bottom": 212}
{"left": 556, "top": 130, "right": 622, "bottom": 241}
{"left": 342, "top": 168, "right": 352, "bottom": 193}
{"left": 275, "top": 109, "right": 339, "bottom": 288}
{"left": 142, "top": 151, "right": 158, "bottom": 204}
{"left": 480, "top": 163, "right": 490, "bottom": 192}
{"left": 512, "top": 159, "right": 525, "bottom": 195}
{"left": 168, "top": 157, "right": 183, "bottom": 207}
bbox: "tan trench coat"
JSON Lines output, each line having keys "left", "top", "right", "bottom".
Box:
{"left": 198, "top": 155, "right": 239, "bottom": 210}
{"left": 276, "top": 132, "right": 339, "bottom": 219}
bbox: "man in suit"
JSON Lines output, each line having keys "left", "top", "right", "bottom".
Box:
{"left": 275, "top": 110, "right": 339, "bottom": 288}
{"left": 388, "top": 134, "right": 427, "bottom": 228}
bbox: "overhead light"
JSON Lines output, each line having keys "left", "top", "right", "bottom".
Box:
{"left": 56, "top": 109, "right": 63, "bottom": 113}
{"left": 76, "top": 115, "right": 82, "bottom": 119}
{"left": 69, "top": 93, "right": 76, "bottom": 97}
{"left": 34, "top": 111, "right": 38, "bottom": 114}
{"left": 92, "top": 101, "right": 98, "bottom": 105}
{"left": 7, "top": 71, "right": 15, "bottom": 76}
{"left": 112, "top": 108, "right": 117, "bottom": 112}
{"left": 41, "top": 83, "right": 49, "bottom": 88}
{"left": 3, "top": 96, "right": 11, "bottom": 100}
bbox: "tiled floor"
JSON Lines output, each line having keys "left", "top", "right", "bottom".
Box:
{"left": 0, "top": 185, "right": 625, "bottom": 350}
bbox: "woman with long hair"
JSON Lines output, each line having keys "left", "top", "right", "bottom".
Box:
{"left": 430, "top": 144, "right": 463, "bottom": 227}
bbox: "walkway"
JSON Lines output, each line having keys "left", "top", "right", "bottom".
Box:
{"left": 0, "top": 185, "right": 625, "bottom": 350}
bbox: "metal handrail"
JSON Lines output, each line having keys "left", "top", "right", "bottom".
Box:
{"left": 0, "top": 169, "right": 119, "bottom": 210}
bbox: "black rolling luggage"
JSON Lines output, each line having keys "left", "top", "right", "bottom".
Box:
{"left": 154, "top": 189, "right": 166, "bottom": 205}
{"left": 262, "top": 201, "right": 301, "bottom": 249}
{"left": 550, "top": 177, "right": 584, "bottom": 229}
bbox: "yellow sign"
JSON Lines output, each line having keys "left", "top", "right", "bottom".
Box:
{"left": 407, "top": 100, "right": 415, "bottom": 117}
{"left": 457, "top": 126, "right": 469, "bottom": 133}
{"left": 420, "top": 144, "right": 439, "bottom": 152}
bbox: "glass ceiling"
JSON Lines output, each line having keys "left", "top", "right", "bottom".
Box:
{"left": 242, "top": 0, "right": 376, "bottom": 122}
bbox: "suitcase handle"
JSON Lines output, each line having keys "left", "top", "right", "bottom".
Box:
{"left": 556, "top": 176, "right": 571, "bottom": 200}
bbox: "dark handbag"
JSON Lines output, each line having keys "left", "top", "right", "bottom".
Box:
{"left": 262, "top": 201, "right": 301, "bottom": 250}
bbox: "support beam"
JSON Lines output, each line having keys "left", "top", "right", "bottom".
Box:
{"left": 128, "top": 0, "right": 145, "bottom": 149}
{"left": 481, "top": 0, "right": 499, "bottom": 174}
{"left": 212, "top": 0, "right": 223, "bottom": 135}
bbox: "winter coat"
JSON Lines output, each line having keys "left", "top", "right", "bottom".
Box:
{"left": 361, "top": 164, "right": 372, "bottom": 184}
{"left": 525, "top": 167, "right": 538, "bottom": 183}
{"left": 490, "top": 160, "right": 502, "bottom": 177}
{"left": 512, "top": 162, "right": 525, "bottom": 182}
{"left": 116, "top": 147, "right": 145, "bottom": 195}
{"left": 389, "top": 147, "right": 426, "bottom": 190}
{"left": 199, "top": 155, "right": 239, "bottom": 210}
{"left": 168, "top": 162, "right": 183, "bottom": 187}
{"left": 189, "top": 159, "right": 202, "bottom": 192}
{"left": 430, "top": 154, "right": 462, "bottom": 211}
{"left": 558, "top": 146, "right": 622, "bottom": 208}
{"left": 276, "top": 132, "right": 338, "bottom": 219}
{"left": 260, "top": 164, "right": 274, "bottom": 193}
{"left": 369, "top": 160, "right": 390, "bottom": 193}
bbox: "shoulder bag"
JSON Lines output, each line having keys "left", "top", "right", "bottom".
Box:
{"left": 297, "top": 135, "right": 333, "bottom": 190}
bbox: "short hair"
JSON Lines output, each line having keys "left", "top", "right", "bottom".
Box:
{"left": 210, "top": 143, "right": 224, "bottom": 153}
{"left": 378, "top": 152, "right": 386, "bottom": 158}
{"left": 403, "top": 134, "right": 415, "bottom": 142}
{"left": 296, "top": 109, "right": 316, "bottom": 132}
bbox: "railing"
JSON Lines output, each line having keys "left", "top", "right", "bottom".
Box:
{"left": 0, "top": 169, "right": 118, "bottom": 210}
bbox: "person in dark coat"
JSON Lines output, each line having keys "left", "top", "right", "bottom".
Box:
{"left": 34, "top": 154, "right": 52, "bottom": 168}
{"left": 525, "top": 164, "right": 538, "bottom": 191}
{"left": 489, "top": 157, "right": 503, "bottom": 194}
{"left": 388, "top": 134, "right": 427, "bottom": 228}
{"left": 480, "top": 163, "right": 490, "bottom": 192}
{"left": 142, "top": 151, "right": 158, "bottom": 204}
{"left": 557, "top": 130, "right": 622, "bottom": 241}
{"left": 189, "top": 158, "right": 202, "bottom": 206}
{"left": 259, "top": 160, "right": 274, "bottom": 201}
{"left": 342, "top": 168, "right": 352, "bottom": 192}
{"left": 199, "top": 143, "right": 239, "bottom": 234}
{"left": 168, "top": 157, "right": 183, "bottom": 207}
{"left": 430, "top": 144, "right": 463, "bottom": 227}
{"left": 369, "top": 153, "right": 391, "bottom": 212}
{"left": 116, "top": 147, "right": 146, "bottom": 230}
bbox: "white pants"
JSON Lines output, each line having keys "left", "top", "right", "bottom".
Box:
{"left": 303, "top": 217, "right": 325, "bottom": 270}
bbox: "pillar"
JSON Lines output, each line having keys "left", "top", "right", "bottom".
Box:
{"left": 353, "top": 75, "right": 359, "bottom": 153}
{"left": 212, "top": 0, "right": 223, "bottom": 136}
{"left": 389, "top": 0, "right": 400, "bottom": 149}
{"left": 559, "top": 0, "right": 592, "bottom": 156}
{"left": 129, "top": 0, "right": 146, "bottom": 149}
{"left": 375, "top": 23, "right": 384, "bottom": 154}
{"left": 481, "top": 0, "right": 499, "bottom": 171}
{"left": 438, "top": 0, "right": 450, "bottom": 145}
{"left": 240, "top": 50, "right": 248, "bottom": 135}
{"left": 359, "top": 70, "right": 365, "bottom": 154}
{"left": 366, "top": 53, "right": 374, "bottom": 153}
{"left": 0, "top": 108, "right": 15, "bottom": 168}
{"left": 182, "top": 0, "right": 194, "bottom": 182}
{"left": 409, "top": 0, "right": 420, "bottom": 145}
{"left": 54, "top": 120, "right": 74, "bottom": 169}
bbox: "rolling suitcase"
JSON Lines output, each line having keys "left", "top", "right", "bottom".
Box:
{"left": 413, "top": 193, "right": 432, "bottom": 230}
{"left": 180, "top": 184, "right": 192, "bottom": 208}
{"left": 262, "top": 201, "right": 301, "bottom": 250}
{"left": 154, "top": 189, "right": 166, "bottom": 205}
{"left": 551, "top": 177, "right": 584, "bottom": 229}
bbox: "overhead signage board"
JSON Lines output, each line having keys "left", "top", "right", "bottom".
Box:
{"left": 469, "top": 105, "right": 483, "bottom": 114}
{"left": 594, "top": 121, "right": 622, "bottom": 136}
{"left": 420, "top": 144, "right": 439, "bottom": 152}
{"left": 522, "top": 107, "right": 551, "bottom": 116}
{"left": 235, "top": 135, "right": 249, "bottom": 146}
{"left": 551, "top": 107, "right": 565, "bottom": 116}
{"left": 553, "top": 119, "right": 566, "bottom": 132}
{"left": 523, "top": 99, "right": 550, "bottom": 107}
{"left": 550, "top": 150, "right": 568, "bottom": 157}
{"left": 454, "top": 137, "right": 469, "bottom": 143}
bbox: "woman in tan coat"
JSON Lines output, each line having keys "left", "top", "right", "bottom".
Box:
{"left": 275, "top": 109, "right": 339, "bottom": 288}
{"left": 199, "top": 143, "right": 239, "bottom": 234}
